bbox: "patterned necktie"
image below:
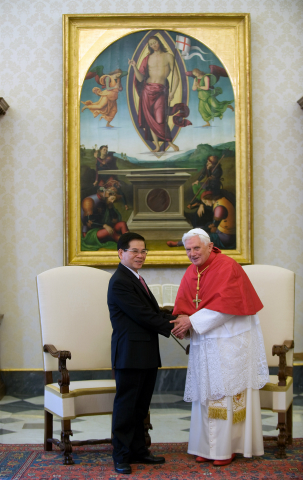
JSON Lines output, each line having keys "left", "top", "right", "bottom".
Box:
{"left": 139, "top": 275, "right": 150, "bottom": 296}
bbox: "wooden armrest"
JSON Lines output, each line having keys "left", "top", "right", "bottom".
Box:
{"left": 43, "top": 344, "right": 71, "bottom": 394}
{"left": 272, "top": 340, "right": 294, "bottom": 387}
{"left": 43, "top": 344, "right": 71, "bottom": 360}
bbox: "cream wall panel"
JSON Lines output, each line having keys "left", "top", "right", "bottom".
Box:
{"left": 0, "top": 0, "right": 302, "bottom": 369}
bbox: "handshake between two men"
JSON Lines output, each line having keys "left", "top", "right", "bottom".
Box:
{"left": 170, "top": 315, "right": 192, "bottom": 340}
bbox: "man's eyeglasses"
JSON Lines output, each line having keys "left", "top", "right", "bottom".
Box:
{"left": 124, "top": 249, "right": 149, "bottom": 255}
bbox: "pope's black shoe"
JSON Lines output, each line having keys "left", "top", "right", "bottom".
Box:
{"left": 131, "top": 453, "right": 165, "bottom": 464}
{"left": 114, "top": 461, "right": 132, "bottom": 474}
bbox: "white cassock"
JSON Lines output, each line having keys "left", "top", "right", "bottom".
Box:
{"left": 185, "top": 309, "right": 269, "bottom": 460}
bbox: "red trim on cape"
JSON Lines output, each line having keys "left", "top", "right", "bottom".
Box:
{"left": 173, "top": 248, "right": 263, "bottom": 316}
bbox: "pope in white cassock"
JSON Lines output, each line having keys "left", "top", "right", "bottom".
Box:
{"left": 171, "top": 228, "right": 269, "bottom": 466}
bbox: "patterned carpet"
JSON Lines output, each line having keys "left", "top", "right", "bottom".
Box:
{"left": 0, "top": 441, "right": 302, "bottom": 479}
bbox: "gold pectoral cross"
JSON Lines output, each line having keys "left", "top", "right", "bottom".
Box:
{"left": 193, "top": 293, "right": 202, "bottom": 309}
{"left": 193, "top": 265, "right": 209, "bottom": 309}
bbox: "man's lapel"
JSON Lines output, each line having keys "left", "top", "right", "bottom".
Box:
{"left": 119, "top": 263, "right": 159, "bottom": 308}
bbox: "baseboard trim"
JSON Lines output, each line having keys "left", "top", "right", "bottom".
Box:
{"left": 0, "top": 366, "right": 302, "bottom": 398}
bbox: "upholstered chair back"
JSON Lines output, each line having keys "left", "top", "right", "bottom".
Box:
{"left": 242, "top": 265, "right": 295, "bottom": 368}
{"left": 37, "top": 266, "right": 112, "bottom": 371}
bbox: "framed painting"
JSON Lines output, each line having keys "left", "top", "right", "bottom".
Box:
{"left": 63, "top": 13, "right": 253, "bottom": 266}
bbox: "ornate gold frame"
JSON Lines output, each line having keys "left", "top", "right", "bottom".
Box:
{"left": 63, "top": 13, "right": 252, "bottom": 266}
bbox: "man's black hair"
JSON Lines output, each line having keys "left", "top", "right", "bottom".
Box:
{"left": 117, "top": 232, "right": 146, "bottom": 251}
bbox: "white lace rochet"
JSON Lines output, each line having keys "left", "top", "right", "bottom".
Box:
{"left": 184, "top": 313, "right": 269, "bottom": 405}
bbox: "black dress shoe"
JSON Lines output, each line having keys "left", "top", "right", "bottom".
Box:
{"left": 114, "top": 462, "right": 132, "bottom": 474}
{"left": 132, "top": 453, "right": 165, "bottom": 464}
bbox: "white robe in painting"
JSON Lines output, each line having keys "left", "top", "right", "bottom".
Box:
{"left": 185, "top": 309, "right": 269, "bottom": 459}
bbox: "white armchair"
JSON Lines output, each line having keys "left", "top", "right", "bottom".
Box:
{"left": 37, "top": 266, "right": 116, "bottom": 465}
{"left": 242, "top": 265, "right": 295, "bottom": 458}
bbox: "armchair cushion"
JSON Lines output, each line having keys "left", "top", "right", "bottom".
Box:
{"left": 45, "top": 379, "right": 116, "bottom": 419}
{"left": 242, "top": 265, "right": 294, "bottom": 368}
{"left": 260, "top": 376, "right": 293, "bottom": 412}
{"left": 37, "top": 266, "right": 113, "bottom": 371}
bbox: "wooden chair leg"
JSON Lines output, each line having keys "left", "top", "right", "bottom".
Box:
{"left": 144, "top": 412, "right": 152, "bottom": 447}
{"left": 276, "top": 412, "right": 287, "bottom": 458}
{"left": 61, "top": 419, "right": 74, "bottom": 465}
{"left": 286, "top": 402, "right": 293, "bottom": 445}
{"left": 44, "top": 410, "right": 53, "bottom": 451}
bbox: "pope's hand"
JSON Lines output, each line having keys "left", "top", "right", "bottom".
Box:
{"left": 170, "top": 315, "right": 191, "bottom": 337}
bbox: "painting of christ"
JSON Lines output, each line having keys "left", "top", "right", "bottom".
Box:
{"left": 79, "top": 29, "right": 236, "bottom": 255}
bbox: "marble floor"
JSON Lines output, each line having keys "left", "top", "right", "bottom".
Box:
{"left": 0, "top": 392, "right": 302, "bottom": 444}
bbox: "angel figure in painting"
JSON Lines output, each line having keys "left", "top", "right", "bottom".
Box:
{"left": 81, "top": 66, "right": 127, "bottom": 127}
{"left": 128, "top": 36, "right": 191, "bottom": 152}
{"left": 189, "top": 66, "right": 234, "bottom": 127}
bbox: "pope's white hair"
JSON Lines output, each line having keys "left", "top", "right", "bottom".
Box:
{"left": 182, "top": 228, "right": 210, "bottom": 246}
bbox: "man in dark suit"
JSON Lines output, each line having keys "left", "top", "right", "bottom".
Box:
{"left": 107, "top": 232, "right": 176, "bottom": 474}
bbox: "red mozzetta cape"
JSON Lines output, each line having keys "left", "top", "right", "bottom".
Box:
{"left": 173, "top": 247, "right": 263, "bottom": 316}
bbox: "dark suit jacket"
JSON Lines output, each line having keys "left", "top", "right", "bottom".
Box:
{"left": 107, "top": 263, "right": 175, "bottom": 369}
